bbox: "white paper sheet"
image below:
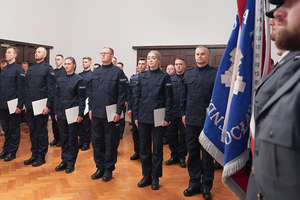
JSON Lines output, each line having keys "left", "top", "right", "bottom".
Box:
{"left": 32, "top": 98, "right": 47, "bottom": 116}
{"left": 84, "top": 98, "right": 89, "bottom": 116}
{"left": 65, "top": 106, "right": 79, "bottom": 124}
{"left": 154, "top": 108, "right": 165, "bottom": 127}
{"left": 106, "top": 104, "right": 124, "bottom": 122}
{"left": 7, "top": 98, "right": 18, "bottom": 114}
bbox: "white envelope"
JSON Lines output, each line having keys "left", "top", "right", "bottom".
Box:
{"left": 32, "top": 98, "right": 47, "bottom": 116}
{"left": 106, "top": 104, "right": 124, "bottom": 122}
{"left": 7, "top": 98, "right": 18, "bottom": 114}
{"left": 154, "top": 108, "right": 165, "bottom": 127}
{"left": 65, "top": 106, "right": 79, "bottom": 124}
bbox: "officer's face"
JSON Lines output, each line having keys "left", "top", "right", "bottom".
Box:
{"left": 101, "top": 48, "right": 114, "bottom": 65}
{"left": 138, "top": 60, "right": 147, "bottom": 72}
{"left": 147, "top": 52, "right": 160, "bottom": 70}
{"left": 166, "top": 65, "right": 175, "bottom": 75}
{"left": 269, "top": 19, "right": 277, "bottom": 41}
{"left": 0, "top": 62, "right": 7, "bottom": 69}
{"left": 35, "top": 48, "right": 46, "bottom": 62}
{"left": 117, "top": 63, "right": 123, "bottom": 70}
{"left": 82, "top": 59, "right": 91, "bottom": 70}
{"left": 195, "top": 47, "right": 210, "bottom": 67}
{"left": 112, "top": 57, "right": 117, "bottom": 66}
{"left": 175, "top": 59, "right": 186, "bottom": 75}
{"left": 64, "top": 59, "right": 75, "bottom": 75}
{"left": 274, "top": 0, "right": 300, "bottom": 51}
{"left": 22, "top": 63, "right": 28, "bottom": 74}
{"left": 5, "top": 48, "right": 16, "bottom": 63}
{"left": 55, "top": 56, "right": 63, "bottom": 67}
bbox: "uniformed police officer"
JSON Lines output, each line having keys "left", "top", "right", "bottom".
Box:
{"left": 54, "top": 57, "right": 85, "bottom": 173}
{"left": 165, "top": 58, "right": 187, "bottom": 168}
{"left": 127, "top": 57, "right": 147, "bottom": 160}
{"left": 133, "top": 50, "right": 173, "bottom": 190}
{"left": 78, "top": 56, "right": 93, "bottom": 151}
{"left": 252, "top": 0, "right": 300, "bottom": 199}
{"left": 90, "top": 47, "right": 127, "bottom": 182}
{"left": 181, "top": 46, "right": 216, "bottom": 200}
{"left": 0, "top": 46, "right": 26, "bottom": 162}
{"left": 24, "top": 47, "right": 56, "bottom": 167}
{"left": 49, "top": 54, "right": 66, "bottom": 147}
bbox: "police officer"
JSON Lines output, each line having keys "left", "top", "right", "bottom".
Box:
{"left": 78, "top": 56, "right": 93, "bottom": 151}
{"left": 0, "top": 46, "right": 26, "bottom": 161}
{"left": 24, "top": 47, "right": 56, "bottom": 167}
{"left": 49, "top": 54, "right": 66, "bottom": 147}
{"left": 127, "top": 57, "right": 147, "bottom": 160}
{"left": 165, "top": 58, "right": 187, "bottom": 168}
{"left": 90, "top": 47, "right": 127, "bottom": 182}
{"left": 181, "top": 46, "right": 216, "bottom": 200}
{"left": 133, "top": 50, "right": 173, "bottom": 190}
{"left": 54, "top": 57, "right": 85, "bottom": 173}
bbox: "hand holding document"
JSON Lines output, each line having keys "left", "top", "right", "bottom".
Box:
{"left": 65, "top": 106, "right": 79, "bottom": 124}
{"left": 7, "top": 98, "right": 25, "bottom": 114}
{"left": 154, "top": 108, "right": 165, "bottom": 127}
{"left": 106, "top": 104, "right": 124, "bottom": 122}
{"left": 32, "top": 98, "right": 47, "bottom": 116}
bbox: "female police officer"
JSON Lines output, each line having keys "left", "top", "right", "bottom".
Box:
{"left": 54, "top": 57, "right": 86, "bottom": 173}
{"left": 133, "top": 50, "right": 173, "bottom": 190}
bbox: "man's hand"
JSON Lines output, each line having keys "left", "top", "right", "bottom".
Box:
{"left": 182, "top": 115, "right": 186, "bottom": 127}
{"left": 42, "top": 107, "right": 50, "bottom": 115}
{"left": 55, "top": 115, "right": 58, "bottom": 122}
{"left": 76, "top": 116, "right": 83, "bottom": 123}
{"left": 113, "top": 113, "right": 120, "bottom": 123}
{"left": 128, "top": 110, "right": 132, "bottom": 118}
{"left": 89, "top": 110, "right": 92, "bottom": 120}
{"left": 135, "top": 120, "right": 138, "bottom": 129}
{"left": 15, "top": 107, "right": 22, "bottom": 114}
{"left": 162, "top": 121, "right": 169, "bottom": 127}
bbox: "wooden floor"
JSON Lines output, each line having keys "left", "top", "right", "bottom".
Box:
{"left": 0, "top": 121, "right": 237, "bottom": 200}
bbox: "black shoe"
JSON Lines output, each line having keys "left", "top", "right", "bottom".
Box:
{"left": 4, "top": 153, "right": 16, "bottom": 162}
{"left": 55, "top": 162, "right": 67, "bottom": 171}
{"left": 165, "top": 157, "right": 179, "bottom": 165}
{"left": 151, "top": 178, "right": 159, "bottom": 190}
{"left": 214, "top": 162, "right": 223, "bottom": 170}
{"left": 202, "top": 188, "right": 212, "bottom": 200}
{"left": 91, "top": 169, "right": 105, "bottom": 180}
{"left": 50, "top": 139, "right": 58, "bottom": 146}
{"left": 24, "top": 156, "right": 36, "bottom": 165}
{"left": 56, "top": 140, "right": 61, "bottom": 147}
{"left": 130, "top": 153, "right": 140, "bottom": 160}
{"left": 32, "top": 158, "right": 46, "bottom": 167}
{"left": 179, "top": 158, "right": 187, "bottom": 168}
{"left": 81, "top": 144, "right": 90, "bottom": 151}
{"left": 66, "top": 165, "right": 75, "bottom": 173}
{"left": 138, "top": 176, "right": 152, "bottom": 187}
{"left": 183, "top": 187, "right": 201, "bottom": 196}
{"left": 102, "top": 170, "right": 112, "bottom": 182}
{"left": 0, "top": 151, "right": 7, "bottom": 159}
{"left": 163, "top": 138, "right": 169, "bottom": 145}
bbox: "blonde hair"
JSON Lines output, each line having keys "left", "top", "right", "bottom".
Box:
{"left": 147, "top": 50, "right": 162, "bottom": 68}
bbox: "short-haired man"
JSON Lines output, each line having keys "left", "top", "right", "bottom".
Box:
{"left": 90, "top": 47, "right": 127, "bottom": 182}
{"left": 49, "top": 54, "right": 66, "bottom": 147}
{"left": 165, "top": 58, "right": 187, "bottom": 168}
{"left": 112, "top": 57, "right": 117, "bottom": 66}
{"left": 78, "top": 56, "right": 93, "bottom": 151}
{"left": 116, "top": 62, "right": 124, "bottom": 70}
{"left": 21, "top": 62, "right": 29, "bottom": 74}
{"left": 0, "top": 58, "right": 8, "bottom": 70}
{"left": 0, "top": 46, "right": 26, "bottom": 161}
{"left": 24, "top": 47, "right": 56, "bottom": 167}
{"left": 181, "top": 46, "right": 216, "bottom": 199}
{"left": 166, "top": 64, "right": 175, "bottom": 75}
{"left": 93, "top": 63, "right": 101, "bottom": 70}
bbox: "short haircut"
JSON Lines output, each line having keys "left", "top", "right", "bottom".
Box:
{"left": 56, "top": 54, "right": 64, "bottom": 59}
{"left": 195, "top": 45, "right": 210, "bottom": 53}
{"left": 138, "top": 57, "right": 146, "bottom": 61}
{"left": 94, "top": 63, "right": 101, "bottom": 66}
{"left": 103, "top": 47, "right": 114, "bottom": 55}
{"left": 22, "top": 61, "right": 29, "bottom": 65}
{"left": 37, "top": 46, "right": 47, "bottom": 56}
{"left": 175, "top": 58, "right": 186, "bottom": 63}
{"left": 117, "top": 62, "right": 124, "bottom": 67}
{"left": 83, "top": 56, "right": 92, "bottom": 62}
{"left": 7, "top": 46, "right": 19, "bottom": 56}
{"left": 0, "top": 58, "right": 8, "bottom": 64}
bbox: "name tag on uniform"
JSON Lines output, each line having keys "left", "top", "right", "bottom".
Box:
{"left": 154, "top": 108, "right": 165, "bottom": 127}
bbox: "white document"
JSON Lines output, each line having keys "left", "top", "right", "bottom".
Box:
{"left": 84, "top": 98, "right": 89, "bottom": 116}
{"left": 7, "top": 98, "right": 18, "bottom": 114}
{"left": 32, "top": 98, "right": 47, "bottom": 116}
{"left": 65, "top": 106, "right": 79, "bottom": 124}
{"left": 106, "top": 104, "right": 124, "bottom": 122}
{"left": 154, "top": 108, "right": 165, "bottom": 127}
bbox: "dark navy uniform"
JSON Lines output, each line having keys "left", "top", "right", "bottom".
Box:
{"left": 180, "top": 65, "right": 216, "bottom": 191}
{"left": 0, "top": 62, "right": 25, "bottom": 157}
{"left": 128, "top": 74, "right": 140, "bottom": 155}
{"left": 49, "top": 67, "right": 66, "bottom": 143}
{"left": 78, "top": 70, "right": 92, "bottom": 147}
{"left": 118, "top": 75, "right": 128, "bottom": 140}
{"left": 26, "top": 61, "right": 56, "bottom": 160}
{"left": 54, "top": 73, "right": 86, "bottom": 166}
{"left": 133, "top": 67, "right": 173, "bottom": 178}
{"left": 90, "top": 63, "right": 127, "bottom": 172}
{"left": 167, "top": 73, "right": 187, "bottom": 161}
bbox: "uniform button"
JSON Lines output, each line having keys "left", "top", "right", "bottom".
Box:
{"left": 269, "top": 131, "right": 273, "bottom": 137}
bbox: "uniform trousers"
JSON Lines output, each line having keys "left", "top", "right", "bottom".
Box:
{"left": 186, "top": 125, "right": 214, "bottom": 190}
{"left": 139, "top": 123, "right": 164, "bottom": 178}
{"left": 78, "top": 114, "right": 91, "bottom": 145}
{"left": 167, "top": 116, "right": 187, "bottom": 159}
{"left": 58, "top": 119, "right": 79, "bottom": 165}
{"left": 91, "top": 117, "right": 119, "bottom": 171}
{"left": 49, "top": 108, "right": 60, "bottom": 141}
{"left": 131, "top": 113, "right": 140, "bottom": 154}
{"left": 0, "top": 109, "right": 21, "bottom": 154}
{"left": 26, "top": 109, "right": 49, "bottom": 159}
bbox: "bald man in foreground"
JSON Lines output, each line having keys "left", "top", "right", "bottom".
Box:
{"left": 24, "top": 47, "right": 56, "bottom": 167}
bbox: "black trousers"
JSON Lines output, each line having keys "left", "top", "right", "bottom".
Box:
{"left": 167, "top": 116, "right": 187, "bottom": 159}
{"left": 78, "top": 114, "right": 91, "bottom": 145}
{"left": 131, "top": 114, "right": 139, "bottom": 154}
{"left": 58, "top": 119, "right": 79, "bottom": 165}
{"left": 139, "top": 123, "right": 164, "bottom": 178}
{"left": 0, "top": 109, "right": 21, "bottom": 154}
{"left": 49, "top": 107, "right": 60, "bottom": 141}
{"left": 91, "top": 117, "right": 119, "bottom": 171}
{"left": 26, "top": 109, "right": 49, "bottom": 159}
{"left": 186, "top": 125, "right": 214, "bottom": 190}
